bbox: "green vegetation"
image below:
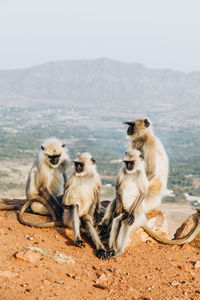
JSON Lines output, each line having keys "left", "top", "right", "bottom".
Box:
{"left": 0, "top": 105, "right": 200, "bottom": 202}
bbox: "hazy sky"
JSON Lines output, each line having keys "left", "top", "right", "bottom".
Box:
{"left": 0, "top": 0, "right": 200, "bottom": 71}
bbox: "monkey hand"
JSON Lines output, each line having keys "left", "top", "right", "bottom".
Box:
{"left": 75, "top": 239, "right": 86, "bottom": 248}
{"left": 106, "top": 249, "right": 116, "bottom": 259}
{"left": 127, "top": 213, "right": 135, "bottom": 225}
{"left": 96, "top": 249, "right": 107, "bottom": 260}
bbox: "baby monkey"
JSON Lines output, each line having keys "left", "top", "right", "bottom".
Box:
{"left": 62, "top": 153, "right": 107, "bottom": 259}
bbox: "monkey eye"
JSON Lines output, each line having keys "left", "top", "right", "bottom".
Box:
{"left": 48, "top": 154, "right": 61, "bottom": 159}
{"left": 74, "top": 161, "right": 84, "bottom": 167}
{"left": 124, "top": 160, "right": 134, "bottom": 165}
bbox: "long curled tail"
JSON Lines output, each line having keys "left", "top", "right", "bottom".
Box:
{"left": 142, "top": 209, "right": 200, "bottom": 245}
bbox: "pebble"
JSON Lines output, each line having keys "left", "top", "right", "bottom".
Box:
{"left": 194, "top": 261, "right": 200, "bottom": 268}
{"left": 108, "top": 268, "right": 114, "bottom": 272}
{"left": 93, "top": 284, "right": 108, "bottom": 290}
{"left": 169, "top": 281, "right": 179, "bottom": 287}
{"left": 55, "top": 280, "right": 64, "bottom": 284}
{"left": 25, "top": 235, "right": 34, "bottom": 241}
{"left": 15, "top": 249, "right": 42, "bottom": 263}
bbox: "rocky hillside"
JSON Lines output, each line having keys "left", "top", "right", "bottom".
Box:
{"left": 0, "top": 58, "right": 200, "bottom": 106}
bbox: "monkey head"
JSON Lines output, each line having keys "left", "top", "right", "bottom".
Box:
{"left": 123, "top": 150, "right": 144, "bottom": 174}
{"left": 124, "top": 118, "right": 151, "bottom": 139}
{"left": 73, "top": 152, "right": 96, "bottom": 176}
{"left": 41, "top": 138, "right": 66, "bottom": 168}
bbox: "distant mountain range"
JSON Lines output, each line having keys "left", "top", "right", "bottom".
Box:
{"left": 0, "top": 58, "right": 200, "bottom": 107}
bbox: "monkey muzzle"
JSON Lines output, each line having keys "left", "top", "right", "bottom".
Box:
{"left": 49, "top": 155, "right": 60, "bottom": 165}
{"left": 74, "top": 162, "right": 84, "bottom": 173}
{"left": 124, "top": 161, "right": 134, "bottom": 171}
{"left": 124, "top": 122, "right": 135, "bottom": 135}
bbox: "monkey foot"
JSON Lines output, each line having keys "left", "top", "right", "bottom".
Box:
{"left": 96, "top": 249, "right": 107, "bottom": 260}
{"left": 106, "top": 249, "right": 116, "bottom": 259}
{"left": 75, "top": 239, "right": 86, "bottom": 248}
{"left": 127, "top": 214, "right": 135, "bottom": 225}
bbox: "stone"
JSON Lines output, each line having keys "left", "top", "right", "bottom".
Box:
{"left": 15, "top": 249, "right": 42, "bottom": 263}
{"left": 175, "top": 210, "right": 200, "bottom": 248}
{"left": 194, "top": 261, "right": 200, "bottom": 268}
{"left": 128, "top": 209, "right": 171, "bottom": 245}
{"left": 0, "top": 270, "right": 19, "bottom": 278}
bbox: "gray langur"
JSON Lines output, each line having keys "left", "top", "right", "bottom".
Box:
{"left": 62, "top": 152, "right": 107, "bottom": 259}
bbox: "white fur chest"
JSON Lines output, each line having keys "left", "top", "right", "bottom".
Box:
{"left": 47, "top": 167, "right": 64, "bottom": 196}
{"left": 121, "top": 177, "right": 140, "bottom": 211}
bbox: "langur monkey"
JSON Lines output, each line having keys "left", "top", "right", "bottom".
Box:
{"left": 62, "top": 152, "right": 107, "bottom": 260}
{"left": 104, "top": 150, "right": 149, "bottom": 258}
{"left": 19, "top": 137, "right": 70, "bottom": 227}
{"left": 124, "top": 118, "right": 169, "bottom": 212}
{"left": 102, "top": 151, "right": 200, "bottom": 258}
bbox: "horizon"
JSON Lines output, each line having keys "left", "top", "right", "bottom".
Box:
{"left": 0, "top": 57, "right": 199, "bottom": 74}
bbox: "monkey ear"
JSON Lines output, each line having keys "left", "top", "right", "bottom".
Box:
{"left": 41, "top": 146, "right": 45, "bottom": 151}
{"left": 62, "top": 144, "right": 66, "bottom": 148}
{"left": 139, "top": 153, "right": 144, "bottom": 160}
{"left": 91, "top": 157, "right": 96, "bottom": 164}
{"left": 144, "top": 118, "right": 150, "bottom": 127}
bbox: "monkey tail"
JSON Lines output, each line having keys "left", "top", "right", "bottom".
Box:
{"left": 0, "top": 204, "right": 22, "bottom": 210}
{"left": 18, "top": 198, "right": 63, "bottom": 228}
{"left": 142, "top": 210, "right": 200, "bottom": 245}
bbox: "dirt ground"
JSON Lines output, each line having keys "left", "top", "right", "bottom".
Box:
{"left": 0, "top": 203, "right": 199, "bottom": 300}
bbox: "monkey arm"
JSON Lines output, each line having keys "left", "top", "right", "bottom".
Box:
{"left": 93, "top": 185, "right": 101, "bottom": 223}
{"left": 114, "top": 182, "right": 123, "bottom": 217}
{"left": 126, "top": 193, "right": 145, "bottom": 225}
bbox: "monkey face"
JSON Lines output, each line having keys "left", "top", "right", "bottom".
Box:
{"left": 74, "top": 161, "right": 84, "bottom": 173}
{"left": 124, "top": 160, "right": 135, "bottom": 171}
{"left": 74, "top": 153, "right": 96, "bottom": 176}
{"left": 48, "top": 154, "right": 61, "bottom": 166}
{"left": 124, "top": 118, "right": 150, "bottom": 137}
{"left": 123, "top": 150, "right": 144, "bottom": 174}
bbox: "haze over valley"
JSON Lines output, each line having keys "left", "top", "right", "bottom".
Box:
{"left": 0, "top": 58, "right": 200, "bottom": 203}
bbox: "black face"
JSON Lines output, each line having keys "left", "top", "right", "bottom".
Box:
{"left": 124, "top": 160, "right": 134, "bottom": 171}
{"left": 74, "top": 161, "right": 84, "bottom": 173}
{"left": 48, "top": 154, "right": 61, "bottom": 165}
{"left": 124, "top": 122, "right": 135, "bottom": 136}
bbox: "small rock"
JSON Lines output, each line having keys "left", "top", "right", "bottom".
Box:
{"left": 55, "top": 280, "right": 64, "bottom": 284}
{"left": 195, "top": 290, "right": 200, "bottom": 294}
{"left": 15, "top": 249, "right": 42, "bottom": 263}
{"left": 93, "top": 284, "right": 108, "bottom": 290}
{"left": 108, "top": 268, "right": 114, "bottom": 272}
{"left": 0, "top": 270, "right": 19, "bottom": 278}
{"left": 25, "top": 288, "right": 32, "bottom": 293}
{"left": 194, "top": 261, "right": 200, "bottom": 268}
{"left": 169, "top": 281, "right": 179, "bottom": 287}
{"left": 8, "top": 227, "right": 12, "bottom": 231}
{"left": 25, "top": 235, "right": 34, "bottom": 241}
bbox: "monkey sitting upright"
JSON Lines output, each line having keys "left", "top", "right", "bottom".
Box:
{"left": 25, "top": 137, "right": 70, "bottom": 217}
{"left": 62, "top": 152, "right": 107, "bottom": 260}
{"left": 106, "top": 150, "right": 149, "bottom": 258}
{"left": 124, "top": 118, "right": 169, "bottom": 212}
